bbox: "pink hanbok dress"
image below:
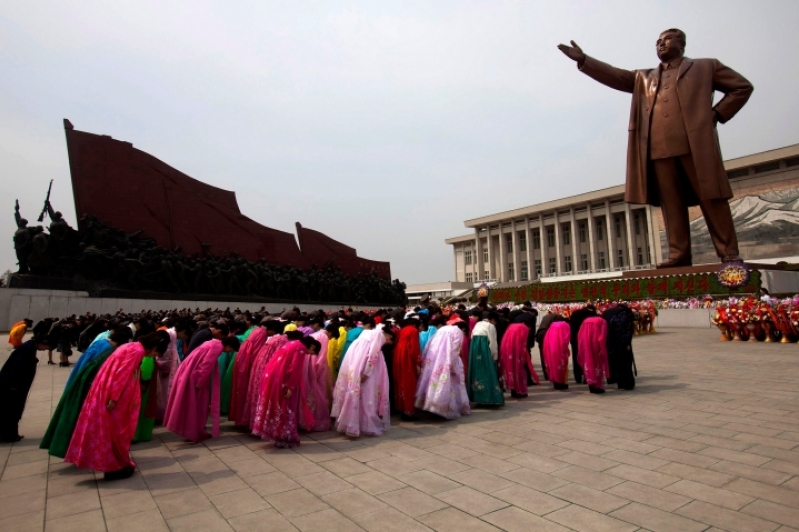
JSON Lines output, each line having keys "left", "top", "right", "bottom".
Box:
{"left": 414, "top": 325, "right": 471, "bottom": 420}
{"left": 229, "top": 326, "right": 267, "bottom": 426}
{"left": 65, "top": 343, "right": 147, "bottom": 473}
{"left": 163, "top": 339, "right": 223, "bottom": 442}
{"left": 299, "top": 330, "right": 332, "bottom": 432}
{"left": 499, "top": 323, "right": 540, "bottom": 395}
{"left": 543, "top": 321, "right": 571, "bottom": 386}
{"left": 252, "top": 341, "right": 313, "bottom": 447}
{"left": 577, "top": 317, "right": 610, "bottom": 390}
{"left": 155, "top": 328, "right": 179, "bottom": 423}
{"left": 331, "top": 329, "right": 390, "bottom": 437}
{"left": 244, "top": 334, "right": 286, "bottom": 430}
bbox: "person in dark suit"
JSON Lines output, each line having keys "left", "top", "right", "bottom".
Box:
{"left": 569, "top": 305, "right": 598, "bottom": 384}
{"left": 0, "top": 336, "right": 51, "bottom": 442}
{"left": 559, "top": 29, "right": 753, "bottom": 268}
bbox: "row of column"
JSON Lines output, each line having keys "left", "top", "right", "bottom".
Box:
{"left": 469, "top": 204, "right": 659, "bottom": 283}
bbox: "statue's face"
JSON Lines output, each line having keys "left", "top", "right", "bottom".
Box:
{"left": 656, "top": 31, "right": 683, "bottom": 62}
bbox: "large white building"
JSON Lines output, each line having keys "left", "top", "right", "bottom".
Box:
{"left": 446, "top": 144, "right": 799, "bottom": 284}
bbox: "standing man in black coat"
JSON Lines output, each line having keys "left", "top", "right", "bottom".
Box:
{"left": 0, "top": 336, "right": 51, "bottom": 442}
{"left": 569, "top": 305, "right": 598, "bottom": 384}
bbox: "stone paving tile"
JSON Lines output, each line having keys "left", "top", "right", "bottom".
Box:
{"left": 417, "top": 507, "right": 503, "bottom": 532}
{"left": 294, "top": 470, "right": 354, "bottom": 496}
{"left": 548, "top": 482, "right": 630, "bottom": 513}
{"left": 266, "top": 488, "right": 330, "bottom": 518}
{"left": 377, "top": 486, "right": 450, "bottom": 517}
{"left": 167, "top": 508, "right": 234, "bottom": 531}
{"left": 209, "top": 487, "right": 271, "bottom": 518}
{"left": 491, "top": 484, "right": 570, "bottom": 515}
{"left": 481, "top": 506, "right": 571, "bottom": 532}
{"left": 44, "top": 509, "right": 106, "bottom": 532}
{"left": 4, "top": 510, "right": 45, "bottom": 532}
{"left": 346, "top": 470, "right": 407, "bottom": 495}
{"left": 603, "top": 463, "right": 679, "bottom": 488}
{"left": 45, "top": 489, "right": 101, "bottom": 521}
{"left": 434, "top": 486, "right": 509, "bottom": 516}
{"left": 550, "top": 464, "right": 626, "bottom": 490}
{"left": 100, "top": 489, "right": 159, "bottom": 519}
{"left": 106, "top": 509, "right": 170, "bottom": 532}
{"left": 351, "top": 507, "right": 433, "bottom": 532}
{"left": 606, "top": 480, "right": 692, "bottom": 512}
{"left": 446, "top": 467, "right": 515, "bottom": 494}
{"left": 665, "top": 478, "right": 756, "bottom": 510}
{"left": 320, "top": 487, "right": 389, "bottom": 518}
{"left": 397, "top": 469, "right": 461, "bottom": 494}
{"left": 546, "top": 504, "right": 639, "bottom": 532}
{"left": 228, "top": 509, "right": 299, "bottom": 532}
{"left": 676, "top": 500, "right": 781, "bottom": 532}
{"left": 724, "top": 477, "right": 799, "bottom": 508}
{"left": 610, "top": 501, "right": 708, "bottom": 532}
{"left": 741, "top": 500, "right": 799, "bottom": 528}
{"left": 289, "top": 508, "right": 363, "bottom": 532}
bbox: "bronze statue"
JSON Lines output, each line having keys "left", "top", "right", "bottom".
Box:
{"left": 558, "top": 29, "right": 753, "bottom": 268}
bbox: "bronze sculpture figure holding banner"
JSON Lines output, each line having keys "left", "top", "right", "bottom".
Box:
{"left": 558, "top": 29, "right": 753, "bottom": 268}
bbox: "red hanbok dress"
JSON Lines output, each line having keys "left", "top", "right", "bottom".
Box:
{"left": 392, "top": 325, "right": 421, "bottom": 415}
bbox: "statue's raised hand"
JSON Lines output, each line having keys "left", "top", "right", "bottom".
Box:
{"left": 557, "top": 40, "right": 585, "bottom": 63}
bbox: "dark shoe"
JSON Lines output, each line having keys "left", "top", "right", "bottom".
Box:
{"left": 104, "top": 466, "right": 135, "bottom": 481}
{"left": 59, "top": 362, "right": 71, "bottom": 367}
{"left": 721, "top": 255, "right": 742, "bottom": 262}
{"left": 400, "top": 413, "right": 418, "bottom": 422}
{"left": 553, "top": 382, "right": 569, "bottom": 390}
{"left": 47, "top": 361, "right": 56, "bottom": 365}
{"left": 510, "top": 391, "right": 528, "bottom": 398}
{"left": 0, "top": 435, "right": 23, "bottom": 443}
{"left": 588, "top": 386, "right": 606, "bottom": 394}
{"left": 656, "top": 257, "right": 692, "bottom": 269}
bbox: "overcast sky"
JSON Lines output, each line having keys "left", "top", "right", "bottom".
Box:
{"left": 1, "top": 1, "right": 798, "bottom": 285}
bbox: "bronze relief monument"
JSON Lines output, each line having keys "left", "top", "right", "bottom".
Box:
{"left": 558, "top": 29, "right": 753, "bottom": 268}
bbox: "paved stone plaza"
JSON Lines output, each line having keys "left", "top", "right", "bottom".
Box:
{"left": 1, "top": 328, "right": 798, "bottom": 532}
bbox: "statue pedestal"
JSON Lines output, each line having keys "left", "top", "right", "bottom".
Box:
{"left": 486, "top": 262, "right": 799, "bottom": 305}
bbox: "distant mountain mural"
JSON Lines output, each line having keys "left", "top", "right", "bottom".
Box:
{"left": 659, "top": 188, "right": 799, "bottom": 264}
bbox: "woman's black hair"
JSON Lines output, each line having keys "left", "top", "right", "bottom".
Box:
{"left": 222, "top": 336, "right": 241, "bottom": 351}
{"left": 381, "top": 326, "right": 397, "bottom": 343}
{"left": 109, "top": 328, "right": 133, "bottom": 345}
{"left": 300, "top": 336, "right": 322, "bottom": 353}
{"left": 324, "top": 322, "right": 340, "bottom": 339}
{"left": 285, "top": 330, "right": 305, "bottom": 341}
{"left": 139, "top": 330, "right": 171, "bottom": 355}
{"left": 265, "top": 320, "right": 285, "bottom": 334}
{"left": 211, "top": 321, "right": 229, "bottom": 336}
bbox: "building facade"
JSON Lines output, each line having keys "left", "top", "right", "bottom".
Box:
{"left": 447, "top": 144, "right": 799, "bottom": 284}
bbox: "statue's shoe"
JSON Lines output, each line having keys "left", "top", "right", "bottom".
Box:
{"left": 656, "top": 258, "right": 692, "bottom": 269}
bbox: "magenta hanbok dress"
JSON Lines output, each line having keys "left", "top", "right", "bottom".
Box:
{"left": 163, "top": 339, "right": 223, "bottom": 442}
{"left": 577, "top": 317, "right": 610, "bottom": 390}
{"left": 244, "top": 334, "right": 286, "bottom": 430}
{"left": 499, "top": 323, "right": 540, "bottom": 395}
{"left": 65, "top": 343, "right": 147, "bottom": 473}
{"left": 543, "top": 321, "right": 571, "bottom": 386}
{"left": 229, "top": 326, "right": 267, "bottom": 426}
{"left": 300, "top": 330, "right": 332, "bottom": 432}
{"left": 331, "top": 329, "right": 390, "bottom": 437}
{"left": 252, "top": 341, "right": 313, "bottom": 447}
{"left": 414, "top": 325, "right": 471, "bottom": 420}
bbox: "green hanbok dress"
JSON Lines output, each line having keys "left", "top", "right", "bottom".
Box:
{"left": 40, "top": 344, "right": 116, "bottom": 457}
{"left": 133, "top": 356, "right": 157, "bottom": 442}
{"left": 467, "top": 335, "right": 505, "bottom": 406}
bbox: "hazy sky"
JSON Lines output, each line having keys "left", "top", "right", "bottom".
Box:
{"left": 2, "top": 1, "right": 798, "bottom": 285}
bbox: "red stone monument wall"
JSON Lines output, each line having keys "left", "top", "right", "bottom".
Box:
{"left": 63, "top": 120, "right": 391, "bottom": 278}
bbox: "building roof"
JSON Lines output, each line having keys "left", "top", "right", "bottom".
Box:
{"left": 456, "top": 143, "right": 799, "bottom": 232}
{"left": 462, "top": 185, "right": 625, "bottom": 228}
{"left": 724, "top": 143, "right": 799, "bottom": 171}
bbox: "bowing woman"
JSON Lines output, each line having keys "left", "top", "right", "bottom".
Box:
{"left": 65, "top": 331, "right": 170, "bottom": 481}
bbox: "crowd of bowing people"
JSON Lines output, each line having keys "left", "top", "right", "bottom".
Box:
{"left": 0, "top": 301, "right": 636, "bottom": 480}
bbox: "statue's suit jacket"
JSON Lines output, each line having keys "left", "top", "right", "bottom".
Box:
{"left": 579, "top": 56, "right": 753, "bottom": 207}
